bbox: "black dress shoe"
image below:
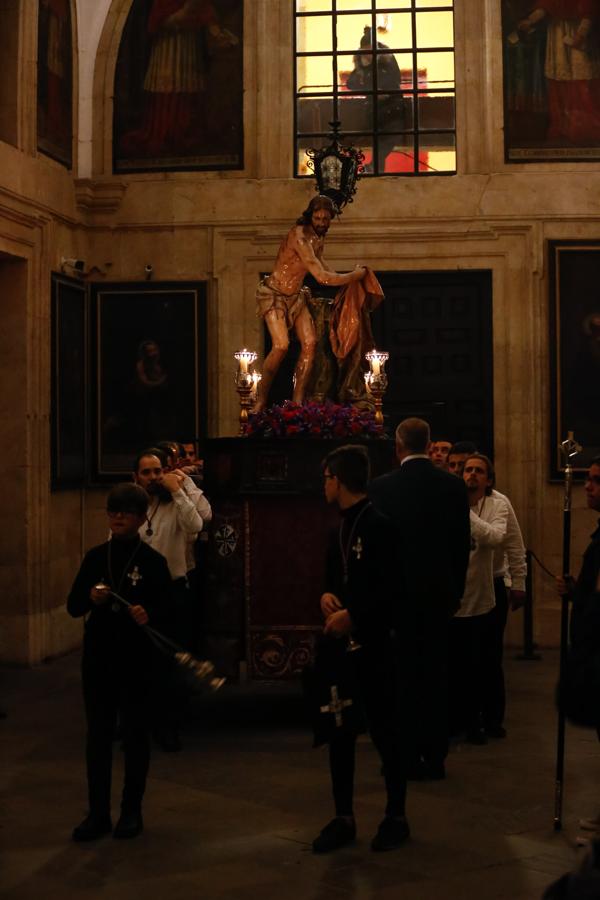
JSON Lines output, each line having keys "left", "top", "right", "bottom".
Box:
{"left": 312, "top": 817, "right": 356, "bottom": 853}
{"left": 371, "top": 816, "right": 410, "bottom": 852}
{"left": 72, "top": 814, "right": 112, "bottom": 842}
{"left": 113, "top": 811, "right": 143, "bottom": 840}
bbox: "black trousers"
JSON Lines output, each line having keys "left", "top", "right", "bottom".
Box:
{"left": 82, "top": 656, "right": 152, "bottom": 817}
{"left": 153, "top": 577, "right": 192, "bottom": 736}
{"left": 449, "top": 609, "right": 496, "bottom": 734}
{"left": 328, "top": 646, "right": 407, "bottom": 819}
{"left": 401, "top": 618, "right": 450, "bottom": 769}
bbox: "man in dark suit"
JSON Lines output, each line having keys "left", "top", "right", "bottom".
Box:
{"left": 369, "top": 417, "right": 471, "bottom": 779}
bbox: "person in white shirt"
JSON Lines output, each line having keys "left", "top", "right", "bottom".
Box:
{"left": 450, "top": 454, "right": 508, "bottom": 744}
{"left": 488, "top": 486, "right": 527, "bottom": 738}
{"left": 133, "top": 448, "right": 210, "bottom": 751}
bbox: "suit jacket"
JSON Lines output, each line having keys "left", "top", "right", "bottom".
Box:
{"left": 368, "top": 457, "right": 471, "bottom": 620}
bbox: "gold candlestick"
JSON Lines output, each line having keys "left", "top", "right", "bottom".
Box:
{"left": 364, "top": 350, "right": 389, "bottom": 427}
{"left": 234, "top": 349, "right": 258, "bottom": 435}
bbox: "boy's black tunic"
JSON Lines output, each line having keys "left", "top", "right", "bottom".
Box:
{"left": 67, "top": 537, "right": 171, "bottom": 818}
{"left": 322, "top": 498, "right": 406, "bottom": 818}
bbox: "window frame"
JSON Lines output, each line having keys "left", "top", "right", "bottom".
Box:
{"left": 293, "top": 1, "right": 456, "bottom": 178}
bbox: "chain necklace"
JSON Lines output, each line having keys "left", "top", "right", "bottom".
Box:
{"left": 339, "top": 501, "right": 371, "bottom": 585}
{"left": 145, "top": 498, "right": 160, "bottom": 536}
{"left": 107, "top": 537, "right": 142, "bottom": 598}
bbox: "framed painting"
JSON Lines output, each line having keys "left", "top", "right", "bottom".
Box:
{"left": 51, "top": 274, "right": 87, "bottom": 488}
{"left": 37, "top": 0, "right": 73, "bottom": 167}
{"left": 549, "top": 241, "right": 600, "bottom": 479}
{"left": 502, "top": 1, "right": 600, "bottom": 163}
{"left": 91, "top": 282, "right": 207, "bottom": 482}
{"left": 113, "top": 0, "right": 243, "bottom": 173}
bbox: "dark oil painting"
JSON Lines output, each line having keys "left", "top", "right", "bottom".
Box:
{"left": 549, "top": 242, "right": 600, "bottom": 478}
{"left": 113, "top": 0, "right": 243, "bottom": 173}
{"left": 92, "top": 283, "right": 207, "bottom": 480}
{"left": 502, "top": 1, "right": 600, "bottom": 162}
{"left": 37, "top": 0, "right": 73, "bottom": 167}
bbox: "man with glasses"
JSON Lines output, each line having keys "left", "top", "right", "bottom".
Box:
{"left": 67, "top": 483, "right": 171, "bottom": 842}
{"left": 312, "top": 444, "right": 409, "bottom": 854}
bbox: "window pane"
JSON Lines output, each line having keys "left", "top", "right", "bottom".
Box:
{"left": 376, "top": 0, "right": 411, "bottom": 8}
{"left": 418, "top": 93, "right": 455, "bottom": 130}
{"left": 395, "top": 52, "right": 414, "bottom": 90}
{"left": 297, "top": 97, "right": 334, "bottom": 134}
{"left": 415, "top": 11, "right": 454, "bottom": 48}
{"left": 337, "top": 0, "right": 375, "bottom": 9}
{"left": 338, "top": 52, "right": 364, "bottom": 90}
{"left": 336, "top": 14, "right": 373, "bottom": 51}
{"left": 377, "top": 134, "right": 416, "bottom": 173}
{"left": 377, "top": 93, "right": 408, "bottom": 131}
{"left": 339, "top": 94, "right": 373, "bottom": 133}
{"left": 296, "top": 15, "right": 332, "bottom": 52}
{"left": 416, "top": 51, "right": 454, "bottom": 88}
{"left": 418, "top": 132, "right": 456, "bottom": 172}
{"left": 416, "top": 0, "right": 453, "bottom": 7}
{"left": 380, "top": 12, "right": 413, "bottom": 49}
{"left": 297, "top": 57, "right": 334, "bottom": 93}
{"left": 296, "top": 0, "right": 331, "bottom": 10}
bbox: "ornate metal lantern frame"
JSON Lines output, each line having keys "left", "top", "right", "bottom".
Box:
{"left": 306, "top": 121, "right": 365, "bottom": 212}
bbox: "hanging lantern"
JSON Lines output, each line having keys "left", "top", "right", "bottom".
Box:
{"left": 306, "top": 121, "right": 365, "bottom": 212}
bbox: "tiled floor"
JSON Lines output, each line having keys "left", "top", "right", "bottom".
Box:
{"left": 1, "top": 650, "right": 597, "bottom": 899}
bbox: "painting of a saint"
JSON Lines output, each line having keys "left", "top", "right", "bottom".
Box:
{"left": 37, "top": 0, "right": 73, "bottom": 167}
{"left": 114, "top": 0, "right": 243, "bottom": 172}
{"left": 503, "top": 1, "right": 600, "bottom": 161}
{"left": 92, "top": 283, "right": 207, "bottom": 479}
{"left": 550, "top": 242, "right": 600, "bottom": 477}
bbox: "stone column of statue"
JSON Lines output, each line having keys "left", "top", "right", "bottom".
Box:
{"left": 253, "top": 195, "right": 366, "bottom": 413}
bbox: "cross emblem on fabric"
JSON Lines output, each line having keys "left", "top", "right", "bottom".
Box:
{"left": 352, "top": 536, "right": 363, "bottom": 560}
{"left": 320, "top": 685, "right": 353, "bottom": 727}
{"left": 127, "top": 565, "right": 143, "bottom": 587}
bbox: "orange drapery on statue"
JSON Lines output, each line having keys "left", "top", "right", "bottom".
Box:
{"left": 329, "top": 268, "right": 385, "bottom": 404}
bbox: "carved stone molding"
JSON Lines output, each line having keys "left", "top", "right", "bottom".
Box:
{"left": 74, "top": 179, "right": 128, "bottom": 213}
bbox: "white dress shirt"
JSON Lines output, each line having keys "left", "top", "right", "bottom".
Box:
{"left": 491, "top": 489, "right": 527, "bottom": 592}
{"left": 456, "top": 493, "right": 509, "bottom": 618}
{"left": 140, "top": 488, "right": 204, "bottom": 580}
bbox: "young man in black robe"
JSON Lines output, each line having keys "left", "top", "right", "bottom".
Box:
{"left": 312, "top": 444, "right": 409, "bottom": 853}
{"left": 67, "top": 483, "right": 172, "bottom": 842}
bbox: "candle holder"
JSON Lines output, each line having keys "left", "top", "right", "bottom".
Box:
{"left": 364, "top": 350, "right": 389, "bottom": 426}
{"left": 234, "top": 349, "right": 257, "bottom": 435}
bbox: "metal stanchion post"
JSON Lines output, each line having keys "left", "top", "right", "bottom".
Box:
{"left": 553, "top": 431, "right": 582, "bottom": 832}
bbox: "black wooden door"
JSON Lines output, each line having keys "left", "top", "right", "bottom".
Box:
{"left": 372, "top": 271, "right": 494, "bottom": 454}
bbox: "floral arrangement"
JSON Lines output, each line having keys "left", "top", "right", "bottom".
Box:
{"left": 246, "top": 400, "right": 383, "bottom": 439}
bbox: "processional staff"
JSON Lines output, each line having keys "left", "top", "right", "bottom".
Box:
{"left": 553, "top": 431, "right": 582, "bottom": 831}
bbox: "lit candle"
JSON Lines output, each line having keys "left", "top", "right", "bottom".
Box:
{"left": 235, "top": 348, "right": 257, "bottom": 375}
{"left": 371, "top": 356, "right": 381, "bottom": 377}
